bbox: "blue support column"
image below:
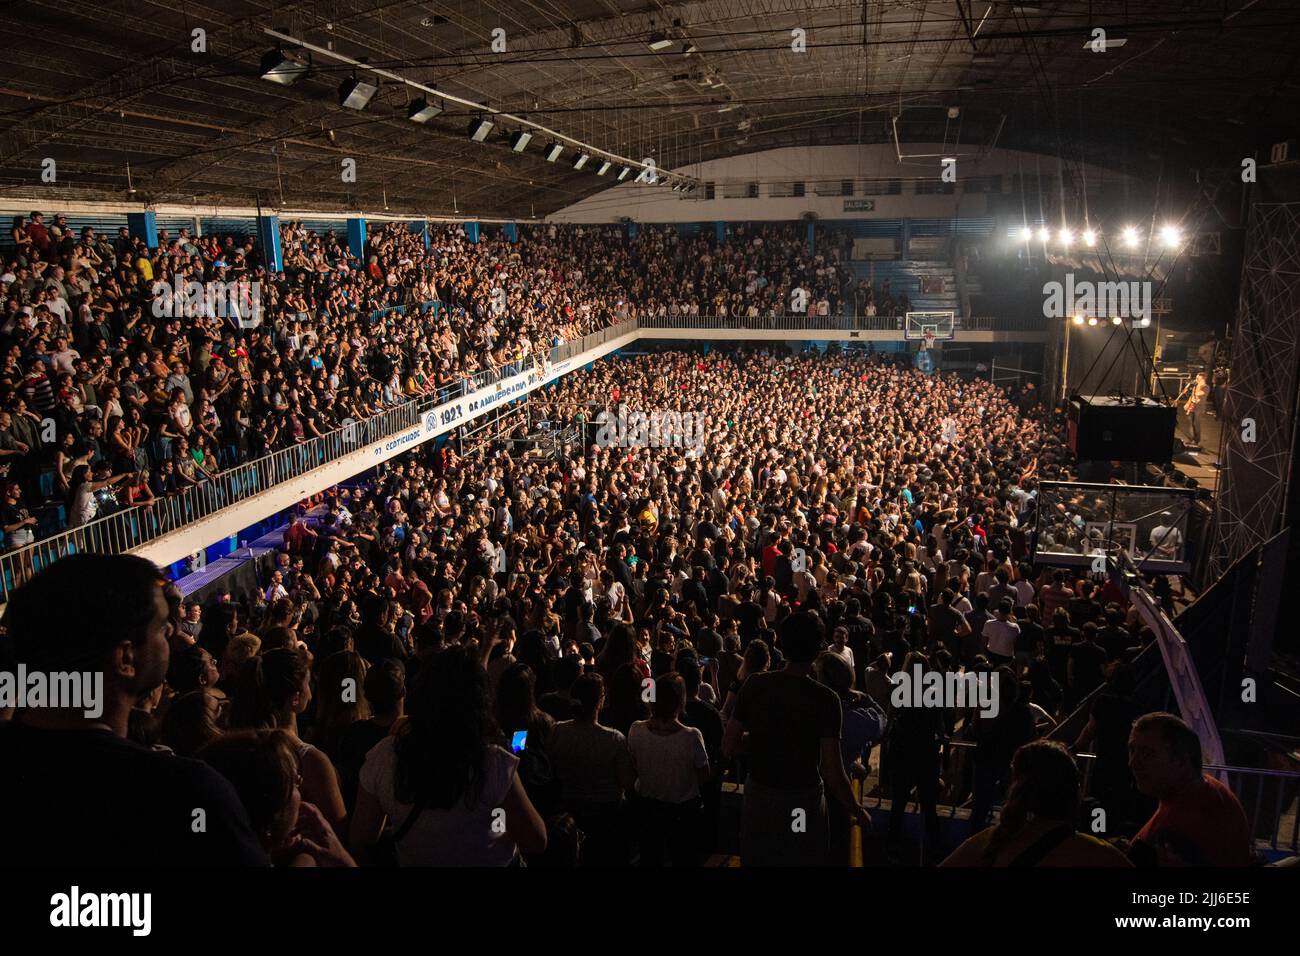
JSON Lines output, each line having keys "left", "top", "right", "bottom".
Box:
{"left": 807, "top": 220, "right": 816, "bottom": 253}
{"left": 900, "top": 218, "right": 911, "bottom": 259}
{"left": 503, "top": 222, "right": 518, "bottom": 243}
{"left": 627, "top": 222, "right": 638, "bottom": 240}
{"left": 415, "top": 220, "right": 429, "bottom": 250}
{"left": 465, "top": 222, "right": 480, "bottom": 244}
{"left": 715, "top": 221, "right": 726, "bottom": 243}
{"left": 127, "top": 211, "right": 158, "bottom": 250}
{"left": 255, "top": 215, "right": 282, "bottom": 273}
{"left": 346, "top": 217, "right": 367, "bottom": 260}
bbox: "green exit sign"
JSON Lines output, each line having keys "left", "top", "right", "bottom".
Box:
{"left": 843, "top": 199, "right": 875, "bottom": 212}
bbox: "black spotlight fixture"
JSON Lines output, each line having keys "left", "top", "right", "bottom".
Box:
{"left": 572, "top": 152, "right": 591, "bottom": 170}
{"left": 467, "top": 116, "right": 495, "bottom": 142}
{"left": 407, "top": 97, "right": 443, "bottom": 123}
{"left": 542, "top": 142, "right": 563, "bottom": 162}
{"left": 509, "top": 131, "right": 533, "bottom": 152}
{"left": 616, "top": 165, "right": 632, "bottom": 181}
{"left": 339, "top": 75, "right": 378, "bottom": 110}
{"left": 595, "top": 160, "right": 612, "bottom": 176}
{"left": 260, "top": 47, "right": 310, "bottom": 85}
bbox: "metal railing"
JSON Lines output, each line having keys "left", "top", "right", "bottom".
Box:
{"left": 637, "top": 313, "right": 1045, "bottom": 333}
{"left": 0, "top": 319, "right": 638, "bottom": 600}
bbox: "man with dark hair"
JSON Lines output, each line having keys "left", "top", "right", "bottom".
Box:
{"left": 1127, "top": 712, "right": 1251, "bottom": 866}
{"left": 722, "top": 611, "right": 870, "bottom": 865}
{"left": 0, "top": 554, "right": 266, "bottom": 866}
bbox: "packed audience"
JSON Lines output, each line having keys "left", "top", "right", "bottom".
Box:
{"left": 0, "top": 214, "right": 856, "bottom": 548}
{"left": 0, "top": 346, "right": 1253, "bottom": 868}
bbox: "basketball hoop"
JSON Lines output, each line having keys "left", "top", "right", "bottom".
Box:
{"left": 921, "top": 331, "right": 936, "bottom": 351}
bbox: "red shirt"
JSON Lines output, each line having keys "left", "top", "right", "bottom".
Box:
{"left": 761, "top": 543, "right": 781, "bottom": 578}
{"left": 1134, "top": 774, "right": 1251, "bottom": 866}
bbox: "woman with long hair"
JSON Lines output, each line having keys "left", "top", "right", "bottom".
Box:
{"left": 201, "top": 730, "right": 355, "bottom": 867}
{"left": 313, "top": 651, "right": 371, "bottom": 763}
{"left": 229, "top": 648, "right": 348, "bottom": 833}
{"left": 349, "top": 646, "right": 546, "bottom": 866}
{"left": 941, "top": 739, "right": 1131, "bottom": 867}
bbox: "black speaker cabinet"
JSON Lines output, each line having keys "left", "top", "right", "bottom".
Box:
{"left": 1068, "top": 394, "right": 1176, "bottom": 462}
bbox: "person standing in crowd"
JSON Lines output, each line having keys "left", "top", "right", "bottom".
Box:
{"left": 627, "top": 672, "right": 710, "bottom": 867}
{"left": 350, "top": 647, "right": 547, "bottom": 866}
{"left": 723, "top": 612, "right": 871, "bottom": 866}
{"left": 0, "top": 554, "right": 266, "bottom": 865}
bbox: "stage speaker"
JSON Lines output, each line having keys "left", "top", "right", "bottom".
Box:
{"left": 1068, "top": 394, "right": 1176, "bottom": 462}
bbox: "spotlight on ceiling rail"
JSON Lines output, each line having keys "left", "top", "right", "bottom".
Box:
{"left": 338, "top": 75, "right": 378, "bottom": 110}
{"left": 407, "top": 97, "right": 443, "bottom": 123}
{"left": 260, "top": 47, "right": 310, "bottom": 85}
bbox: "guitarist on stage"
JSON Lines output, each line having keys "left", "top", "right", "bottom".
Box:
{"left": 1174, "top": 371, "right": 1209, "bottom": 448}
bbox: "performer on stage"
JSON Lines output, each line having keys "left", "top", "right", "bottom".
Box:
{"left": 1175, "top": 371, "right": 1209, "bottom": 447}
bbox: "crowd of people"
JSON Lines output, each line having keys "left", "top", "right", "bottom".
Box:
{"left": 0, "top": 345, "right": 1253, "bottom": 868}
{"left": 0, "top": 215, "right": 866, "bottom": 550}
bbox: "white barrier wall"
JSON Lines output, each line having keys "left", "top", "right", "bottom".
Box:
{"left": 132, "top": 327, "right": 639, "bottom": 567}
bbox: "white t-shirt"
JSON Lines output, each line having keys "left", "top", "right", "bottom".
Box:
{"left": 359, "top": 737, "right": 519, "bottom": 866}
{"left": 983, "top": 618, "right": 1020, "bottom": 658}
{"left": 628, "top": 721, "right": 708, "bottom": 804}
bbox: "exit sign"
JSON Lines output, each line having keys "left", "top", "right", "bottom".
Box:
{"left": 843, "top": 199, "right": 875, "bottom": 212}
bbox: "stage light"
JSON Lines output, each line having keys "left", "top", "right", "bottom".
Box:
{"left": 616, "top": 165, "right": 632, "bottom": 181}
{"left": 1121, "top": 226, "right": 1140, "bottom": 248}
{"left": 1037, "top": 226, "right": 1050, "bottom": 242}
{"left": 1138, "top": 317, "right": 1151, "bottom": 327}
{"left": 509, "top": 131, "right": 533, "bottom": 152}
{"left": 339, "top": 76, "right": 378, "bottom": 110}
{"left": 1112, "top": 316, "right": 1123, "bottom": 325}
{"left": 647, "top": 32, "right": 673, "bottom": 51}
{"left": 1082, "top": 228, "right": 1096, "bottom": 247}
{"left": 595, "top": 160, "right": 612, "bottom": 176}
{"left": 1160, "top": 225, "right": 1182, "bottom": 247}
{"left": 683, "top": 42, "right": 698, "bottom": 55}
{"left": 467, "top": 116, "right": 495, "bottom": 142}
{"left": 1072, "top": 314, "right": 1085, "bottom": 325}
{"left": 1087, "top": 317, "right": 1098, "bottom": 326}
{"left": 542, "top": 142, "right": 563, "bottom": 162}
{"left": 718, "top": 104, "right": 737, "bottom": 113}
{"left": 1059, "top": 228, "right": 1074, "bottom": 246}
{"left": 260, "top": 48, "right": 310, "bottom": 85}
{"left": 1020, "top": 226, "right": 1034, "bottom": 241}
{"left": 572, "top": 152, "right": 590, "bottom": 170}
{"left": 407, "top": 97, "right": 443, "bottom": 123}
{"left": 672, "top": 181, "right": 683, "bottom": 191}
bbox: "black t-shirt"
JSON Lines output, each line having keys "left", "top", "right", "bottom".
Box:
{"left": 683, "top": 698, "right": 724, "bottom": 766}
{"left": 1068, "top": 640, "right": 1108, "bottom": 692}
{"left": 0, "top": 722, "right": 266, "bottom": 867}
{"left": 334, "top": 719, "right": 392, "bottom": 812}
{"left": 733, "top": 670, "right": 840, "bottom": 789}
{"left": 2, "top": 501, "right": 31, "bottom": 530}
